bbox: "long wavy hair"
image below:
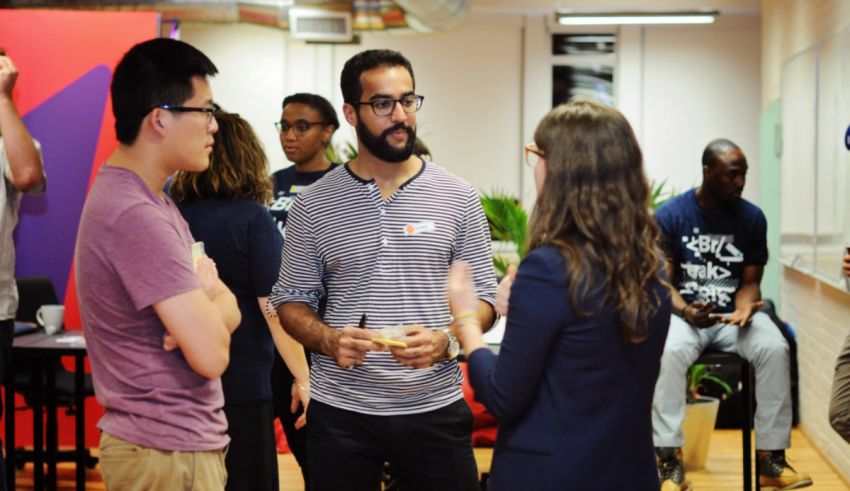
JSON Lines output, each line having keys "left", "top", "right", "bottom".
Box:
{"left": 171, "top": 111, "right": 272, "bottom": 205}
{"left": 528, "top": 98, "right": 666, "bottom": 343}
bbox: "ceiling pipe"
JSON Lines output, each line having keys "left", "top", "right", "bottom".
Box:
{"left": 392, "top": 0, "right": 468, "bottom": 31}
{"left": 4, "top": 0, "right": 470, "bottom": 31}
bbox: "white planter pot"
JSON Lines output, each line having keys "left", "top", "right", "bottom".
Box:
{"left": 681, "top": 396, "right": 720, "bottom": 471}
{"left": 491, "top": 240, "right": 520, "bottom": 268}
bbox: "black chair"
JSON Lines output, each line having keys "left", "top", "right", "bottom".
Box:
{"left": 6, "top": 276, "right": 97, "bottom": 469}
{"left": 693, "top": 350, "right": 755, "bottom": 490}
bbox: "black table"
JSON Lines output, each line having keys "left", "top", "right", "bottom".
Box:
{"left": 5, "top": 331, "right": 88, "bottom": 491}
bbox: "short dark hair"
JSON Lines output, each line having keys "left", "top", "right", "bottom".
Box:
{"left": 111, "top": 38, "right": 218, "bottom": 145}
{"left": 340, "top": 49, "right": 415, "bottom": 104}
{"left": 281, "top": 93, "right": 340, "bottom": 130}
{"left": 701, "top": 138, "right": 741, "bottom": 168}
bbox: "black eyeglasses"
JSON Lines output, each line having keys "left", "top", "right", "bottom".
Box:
{"left": 154, "top": 104, "right": 217, "bottom": 124}
{"left": 352, "top": 95, "right": 424, "bottom": 117}
{"left": 275, "top": 121, "right": 328, "bottom": 135}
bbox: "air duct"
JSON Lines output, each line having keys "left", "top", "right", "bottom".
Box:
{"left": 4, "top": 0, "right": 470, "bottom": 32}
{"left": 393, "top": 0, "right": 468, "bottom": 31}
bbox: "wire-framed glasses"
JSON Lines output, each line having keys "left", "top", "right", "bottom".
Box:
{"left": 524, "top": 143, "right": 544, "bottom": 168}
{"left": 353, "top": 95, "right": 424, "bottom": 117}
{"left": 155, "top": 104, "right": 217, "bottom": 125}
{"left": 275, "top": 121, "right": 328, "bottom": 135}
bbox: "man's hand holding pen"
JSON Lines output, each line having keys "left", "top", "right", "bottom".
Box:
{"left": 325, "top": 313, "right": 449, "bottom": 370}
{"left": 327, "top": 314, "right": 375, "bottom": 370}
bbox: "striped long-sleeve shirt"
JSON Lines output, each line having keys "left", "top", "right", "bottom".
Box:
{"left": 270, "top": 161, "right": 497, "bottom": 415}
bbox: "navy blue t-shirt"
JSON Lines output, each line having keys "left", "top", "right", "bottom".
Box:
{"left": 655, "top": 188, "right": 767, "bottom": 313}
{"left": 269, "top": 164, "right": 339, "bottom": 239}
{"left": 178, "top": 198, "right": 283, "bottom": 404}
{"left": 268, "top": 164, "right": 337, "bottom": 408}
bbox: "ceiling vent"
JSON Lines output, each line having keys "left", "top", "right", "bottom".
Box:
{"left": 289, "top": 7, "right": 353, "bottom": 42}
{"left": 394, "top": 0, "right": 468, "bottom": 31}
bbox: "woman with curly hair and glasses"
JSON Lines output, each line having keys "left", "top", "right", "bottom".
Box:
{"left": 268, "top": 92, "right": 340, "bottom": 487}
{"left": 171, "top": 111, "right": 309, "bottom": 491}
{"left": 447, "top": 98, "right": 671, "bottom": 490}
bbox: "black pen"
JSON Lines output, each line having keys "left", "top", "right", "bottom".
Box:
{"left": 359, "top": 313, "right": 367, "bottom": 328}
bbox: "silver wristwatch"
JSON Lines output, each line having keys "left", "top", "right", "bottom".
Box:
{"left": 441, "top": 328, "right": 460, "bottom": 360}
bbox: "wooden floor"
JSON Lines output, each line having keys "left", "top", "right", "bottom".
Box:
{"left": 10, "top": 428, "right": 848, "bottom": 490}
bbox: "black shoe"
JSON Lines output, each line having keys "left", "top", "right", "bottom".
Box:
{"left": 655, "top": 447, "right": 692, "bottom": 491}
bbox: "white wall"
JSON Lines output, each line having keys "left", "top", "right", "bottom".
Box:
{"left": 639, "top": 21, "right": 761, "bottom": 201}
{"left": 182, "top": 10, "right": 760, "bottom": 207}
{"left": 519, "top": 15, "right": 761, "bottom": 206}
{"left": 763, "top": 1, "right": 850, "bottom": 482}
{"left": 182, "top": 14, "right": 524, "bottom": 197}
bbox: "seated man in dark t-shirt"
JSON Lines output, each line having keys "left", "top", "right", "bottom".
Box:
{"left": 652, "top": 139, "right": 812, "bottom": 491}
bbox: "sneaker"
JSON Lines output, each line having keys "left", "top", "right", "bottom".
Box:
{"left": 656, "top": 447, "right": 693, "bottom": 491}
{"left": 757, "top": 450, "right": 813, "bottom": 490}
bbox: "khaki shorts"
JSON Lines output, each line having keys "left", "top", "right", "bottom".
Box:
{"left": 99, "top": 432, "right": 227, "bottom": 491}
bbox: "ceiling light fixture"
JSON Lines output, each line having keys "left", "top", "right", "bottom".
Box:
{"left": 557, "top": 10, "right": 719, "bottom": 26}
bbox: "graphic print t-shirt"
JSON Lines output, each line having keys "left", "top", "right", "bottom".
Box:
{"left": 655, "top": 188, "right": 767, "bottom": 313}
{"left": 269, "top": 164, "right": 339, "bottom": 240}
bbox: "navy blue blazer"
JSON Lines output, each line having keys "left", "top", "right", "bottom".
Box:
{"left": 467, "top": 245, "right": 671, "bottom": 490}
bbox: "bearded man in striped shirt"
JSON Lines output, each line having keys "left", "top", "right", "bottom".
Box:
{"left": 271, "top": 49, "right": 497, "bottom": 491}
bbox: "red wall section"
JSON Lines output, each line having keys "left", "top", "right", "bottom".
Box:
{"left": 2, "top": 9, "right": 160, "bottom": 448}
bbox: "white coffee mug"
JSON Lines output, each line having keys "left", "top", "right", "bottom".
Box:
{"left": 36, "top": 304, "right": 65, "bottom": 335}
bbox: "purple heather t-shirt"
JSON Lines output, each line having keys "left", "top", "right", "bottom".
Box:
{"left": 75, "top": 165, "right": 228, "bottom": 451}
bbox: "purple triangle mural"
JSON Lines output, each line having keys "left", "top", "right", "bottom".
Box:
{"left": 14, "top": 65, "right": 111, "bottom": 300}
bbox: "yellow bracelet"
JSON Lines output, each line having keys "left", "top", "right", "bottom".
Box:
{"left": 452, "top": 311, "right": 478, "bottom": 323}
{"left": 296, "top": 383, "right": 310, "bottom": 393}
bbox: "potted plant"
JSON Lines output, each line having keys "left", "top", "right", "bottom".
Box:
{"left": 479, "top": 190, "right": 528, "bottom": 277}
{"left": 681, "top": 363, "right": 733, "bottom": 470}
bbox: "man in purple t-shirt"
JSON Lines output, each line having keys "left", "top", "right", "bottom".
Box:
{"left": 75, "top": 39, "right": 241, "bottom": 490}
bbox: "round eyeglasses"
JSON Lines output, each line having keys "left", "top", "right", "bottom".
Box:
{"left": 524, "top": 143, "right": 544, "bottom": 168}
{"left": 353, "top": 95, "right": 424, "bottom": 117}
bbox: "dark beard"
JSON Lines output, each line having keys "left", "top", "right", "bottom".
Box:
{"left": 356, "top": 118, "right": 416, "bottom": 163}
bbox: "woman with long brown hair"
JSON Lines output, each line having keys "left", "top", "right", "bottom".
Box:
{"left": 447, "top": 98, "right": 671, "bottom": 489}
{"left": 171, "top": 111, "right": 309, "bottom": 491}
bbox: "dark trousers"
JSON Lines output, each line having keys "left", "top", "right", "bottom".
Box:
{"left": 307, "top": 399, "right": 479, "bottom": 491}
{"left": 223, "top": 400, "right": 279, "bottom": 491}
{"left": 0, "top": 319, "right": 13, "bottom": 491}
{"left": 271, "top": 354, "right": 309, "bottom": 485}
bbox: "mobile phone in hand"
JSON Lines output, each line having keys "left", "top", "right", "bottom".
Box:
{"left": 696, "top": 302, "right": 714, "bottom": 313}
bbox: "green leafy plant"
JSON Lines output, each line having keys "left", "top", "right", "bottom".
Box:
{"left": 649, "top": 178, "right": 674, "bottom": 211}
{"left": 479, "top": 179, "right": 670, "bottom": 276}
{"left": 325, "top": 140, "right": 357, "bottom": 163}
{"left": 480, "top": 190, "right": 528, "bottom": 276}
{"left": 686, "top": 363, "right": 733, "bottom": 404}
